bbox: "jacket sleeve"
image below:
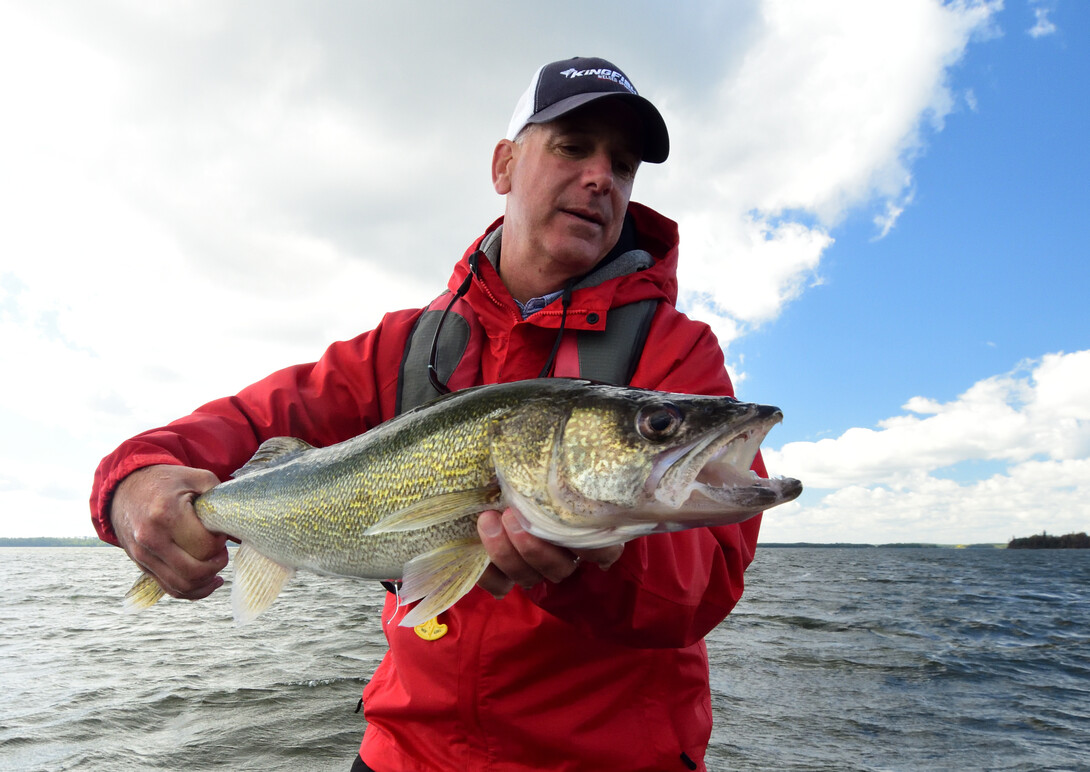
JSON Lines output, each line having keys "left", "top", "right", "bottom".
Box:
{"left": 89, "top": 310, "right": 420, "bottom": 545}
{"left": 527, "top": 305, "right": 764, "bottom": 648}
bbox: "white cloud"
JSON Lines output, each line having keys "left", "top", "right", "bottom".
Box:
{"left": 763, "top": 458, "right": 1090, "bottom": 545}
{"left": 677, "top": 214, "right": 831, "bottom": 329}
{"left": 650, "top": 0, "right": 1000, "bottom": 348}
{"left": 1028, "top": 3, "right": 1058, "bottom": 38}
{"left": 762, "top": 351, "right": 1090, "bottom": 543}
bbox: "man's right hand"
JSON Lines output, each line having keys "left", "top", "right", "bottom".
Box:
{"left": 110, "top": 464, "right": 228, "bottom": 600}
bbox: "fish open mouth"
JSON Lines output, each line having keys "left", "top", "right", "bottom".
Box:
{"left": 645, "top": 407, "right": 802, "bottom": 519}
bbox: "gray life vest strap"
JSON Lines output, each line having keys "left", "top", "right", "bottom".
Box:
{"left": 574, "top": 297, "right": 657, "bottom": 387}
{"left": 396, "top": 297, "right": 472, "bottom": 416}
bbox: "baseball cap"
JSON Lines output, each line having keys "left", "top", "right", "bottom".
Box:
{"left": 505, "top": 56, "right": 670, "bottom": 163}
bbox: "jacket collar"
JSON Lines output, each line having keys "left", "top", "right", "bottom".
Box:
{"left": 448, "top": 201, "right": 680, "bottom": 329}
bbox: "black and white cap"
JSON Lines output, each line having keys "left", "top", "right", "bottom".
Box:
{"left": 505, "top": 56, "right": 670, "bottom": 163}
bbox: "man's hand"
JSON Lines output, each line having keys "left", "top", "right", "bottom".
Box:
{"left": 110, "top": 464, "right": 228, "bottom": 600}
{"left": 476, "top": 508, "right": 623, "bottom": 598}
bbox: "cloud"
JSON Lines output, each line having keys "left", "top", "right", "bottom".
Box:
{"left": 762, "top": 351, "right": 1090, "bottom": 543}
{"left": 1, "top": 0, "right": 1002, "bottom": 356}
{"left": 763, "top": 457, "right": 1090, "bottom": 545}
{"left": 650, "top": 0, "right": 1001, "bottom": 348}
{"left": 1028, "top": 2, "right": 1059, "bottom": 38}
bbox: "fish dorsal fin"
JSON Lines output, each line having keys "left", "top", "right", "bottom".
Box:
{"left": 231, "top": 543, "right": 296, "bottom": 625}
{"left": 364, "top": 484, "right": 501, "bottom": 535}
{"left": 397, "top": 537, "right": 491, "bottom": 628}
{"left": 122, "top": 571, "right": 167, "bottom": 612}
{"left": 232, "top": 437, "right": 315, "bottom": 478}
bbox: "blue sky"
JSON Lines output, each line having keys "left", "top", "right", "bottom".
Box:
{"left": 1, "top": 1, "right": 1086, "bottom": 544}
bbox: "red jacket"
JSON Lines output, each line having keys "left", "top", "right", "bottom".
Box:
{"left": 90, "top": 203, "right": 763, "bottom": 772}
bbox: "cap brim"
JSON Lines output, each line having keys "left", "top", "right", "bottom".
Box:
{"left": 525, "top": 92, "right": 670, "bottom": 164}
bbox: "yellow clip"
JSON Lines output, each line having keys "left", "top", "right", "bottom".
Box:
{"left": 413, "top": 616, "right": 448, "bottom": 641}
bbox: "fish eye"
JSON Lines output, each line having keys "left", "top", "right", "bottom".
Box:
{"left": 636, "top": 402, "right": 684, "bottom": 442}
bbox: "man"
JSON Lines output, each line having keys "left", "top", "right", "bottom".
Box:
{"left": 91, "top": 57, "right": 765, "bottom": 772}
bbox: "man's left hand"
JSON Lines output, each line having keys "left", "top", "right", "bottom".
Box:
{"left": 475, "top": 508, "right": 623, "bottom": 598}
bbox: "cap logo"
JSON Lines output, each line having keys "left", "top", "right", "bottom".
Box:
{"left": 557, "top": 67, "right": 637, "bottom": 95}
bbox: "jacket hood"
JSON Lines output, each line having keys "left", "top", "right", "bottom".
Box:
{"left": 447, "top": 202, "right": 680, "bottom": 332}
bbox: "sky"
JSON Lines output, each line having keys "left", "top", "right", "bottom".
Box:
{"left": 1, "top": 0, "right": 1086, "bottom": 545}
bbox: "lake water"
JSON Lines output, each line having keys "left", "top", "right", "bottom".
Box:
{"left": 1, "top": 547, "right": 1087, "bottom": 771}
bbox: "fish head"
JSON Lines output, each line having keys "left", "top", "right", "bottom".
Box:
{"left": 494, "top": 382, "right": 802, "bottom": 547}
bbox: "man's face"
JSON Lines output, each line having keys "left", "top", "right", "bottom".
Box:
{"left": 494, "top": 100, "right": 643, "bottom": 284}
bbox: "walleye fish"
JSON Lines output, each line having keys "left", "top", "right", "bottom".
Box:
{"left": 124, "top": 378, "right": 802, "bottom": 627}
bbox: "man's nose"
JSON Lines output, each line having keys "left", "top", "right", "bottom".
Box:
{"left": 581, "top": 149, "right": 614, "bottom": 192}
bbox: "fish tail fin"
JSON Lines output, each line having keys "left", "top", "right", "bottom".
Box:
{"left": 123, "top": 572, "right": 167, "bottom": 612}
{"left": 397, "top": 538, "right": 491, "bottom": 628}
{"left": 231, "top": 543, "right": 295, "bottom": 625}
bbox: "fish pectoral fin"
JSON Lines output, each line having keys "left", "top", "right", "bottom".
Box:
{"left": 397, "top": 537, "right": 491, "bottom": 628}
{"left": 232, "top": 436, "right": 315, "bottom": 478}
{"left": 231, "top": 543, "right": 296, "bottom": 625}
{"left": 123, "top": 572, "right": 167, "bottom": 612}
{"left": 364, "top": 485, "right": 501, "bottom": 535}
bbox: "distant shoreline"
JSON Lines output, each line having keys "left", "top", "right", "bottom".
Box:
{"left": 0, "top": 537, "right": 110, "bottom": 547}
{"left": 1007, "top": 532, "right": 1090, "bottom": 549}
{"left": 758, "top": 542, "right": 1006, "bottom": 549}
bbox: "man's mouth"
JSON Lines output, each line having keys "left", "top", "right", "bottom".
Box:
{"left": 561, "top": 208, "right": 605, "bottom": 227}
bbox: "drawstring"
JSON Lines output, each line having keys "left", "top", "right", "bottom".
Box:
{"left": 538, "top": 282, "right": 573, "bottom": 378}
{"left": 428, "top": 252, "right": 479, "bottom": 395}
{"left": 428, "top": 251, "right": 572, "bottom": 390}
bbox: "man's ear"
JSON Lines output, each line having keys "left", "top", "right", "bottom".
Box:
{"left": 492, "top": 139, "right": 515, "bottom": 195}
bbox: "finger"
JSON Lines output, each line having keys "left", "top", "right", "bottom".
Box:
{"left": 499, "top": 509, "right": 584, "bottom": 585}
{"left": 475, "top": 511, "right": 518, "bottom": 597}
{"left": 476, "top": 564, "right": 516, "bottom": 599}
{"left": 126, "top": 540, "right": 226, "bottom": 600}
{"left": 477, "top": 510, "right": 546, "bottom": 590}
{"left": 153, "top": 513, "right": 229, "bottom": 600}
{"left": 165, "top": 473, "right": 230, "bottom": 593}
{"left": 157, "top": 566, "right": 225, "bottom": 601}
{"left": 173, "top": 498, "right": 229, "bottom": 562}
{"left": 572, "top": 543, "right": 624, "bottom": 572}
{"left": 138, "top": 530, "right": 229, "bottom": 601}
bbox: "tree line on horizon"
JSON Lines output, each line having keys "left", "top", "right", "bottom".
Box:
{"left": 0, "top": 536, "right": 107, "bottom": 547}
{"left": 1007, "top": 531, "right": 1089, "bottom": 549}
